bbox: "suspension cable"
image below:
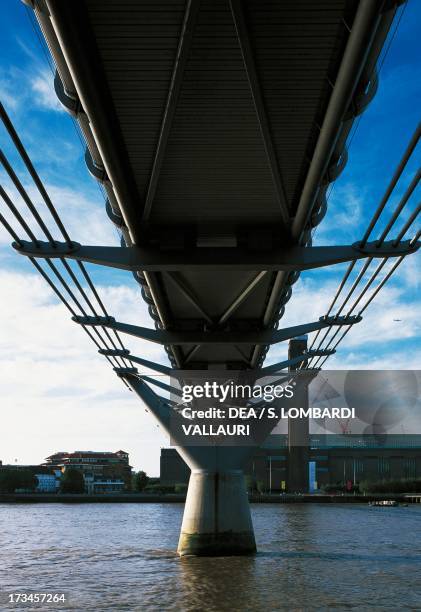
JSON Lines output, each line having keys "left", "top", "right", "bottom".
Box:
{"left": 313, "top": 223, "right": 420, "bottom": 368}
{"left": 0, "top": 111, "right": 135, "bottom": 373}
{"left": 0, "top": 102, "right": 72, "bottom": 246}
{"left": 0, "top": 103, "right": 134, "bottom": 368}
{"left": 0, "top": 187, "right": 123, "bottom": 368}
{"left": 0, "top": 173, "right": 127, "bottom": 368}
{"left": 307, "top": 124, "right": 420, "bottom": 365}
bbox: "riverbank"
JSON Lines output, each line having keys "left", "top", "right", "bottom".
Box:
{"left": 1, "top": 492, "right": 420, "bottom": 503}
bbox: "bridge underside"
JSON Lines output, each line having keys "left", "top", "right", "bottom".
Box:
{"left": 30, "top": 0, "right": 402, "bottom": 554}
{"left": 41, "top": 0, "right": 397, "bottom": 370}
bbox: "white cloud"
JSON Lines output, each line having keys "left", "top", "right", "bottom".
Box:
{"left": 0, "top": 268, "right": 170, "bottom": 474}
{"left": 330, "top": 183, "right": 363, "bottom": 229}
{"left": 0, "top": 63, "right": 63, "bottom": 115}
{"left": 326, "top": 347, "right": 421, "bottom": 370}
{"left": 30, "top": 68, "right": 63, "bottom": 112}
{"left": 314, "top": 182, "right": 364, "bottom": 245}
{"left": 266, "top": 260, "right": 421, "bottom": 368}
{"left": 398, "top": 245, "right": 420, "bottom": 289}
{"left": 0, "top": 81, "right": 19, "bottom": 111}
{"left": 0, "top": 180, "right": 118, "bottom": 248}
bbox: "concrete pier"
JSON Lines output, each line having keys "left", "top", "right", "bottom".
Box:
{"left": 177, "top": 469, "right": 256, "bottom": 556}
{"left": 123, "top": 375, "right": 258, "bottom": 556}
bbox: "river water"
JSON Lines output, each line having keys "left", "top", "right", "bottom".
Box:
{"left": 1, "top": 503, "right": 420, "bottom": 610}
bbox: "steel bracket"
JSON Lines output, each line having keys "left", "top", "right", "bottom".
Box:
{"left": 352, "top": 239, "right": 419, "bottom": 256}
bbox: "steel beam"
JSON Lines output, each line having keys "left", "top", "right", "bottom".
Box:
{"left": 99, "top": 349, "right": 171, "bottom": 375}
{"left": 139, "top": 375, "right": 183, "bottom": 398}
{"left": 113, "top": 367, "right": 138, "bottom": 376}
{"left": 116, "top": 372, "right": 172, "bottom": 432}
{"left": 164, "top": 272, "right": 213, "bottom": 323}
{"left": 183, "top": 345, "right": 202, "bottom": 363}
{"left": 230, "top": 0, "right": 290, "bottom": 226}
{"left": 72, "top": 315, "right": 361, "bottom": 346}
{"left": 233, "top": 344, "right": 252, "bottom": 364}
{"left": 260, "top": 349, "right": 335, "bottom": 374}
{"left": 306, "top": 349, "right": 336, "bottom": 358}
{"left": 100, "top": 348, "right": 130, "bottom": 357}
{"left": 218, "top": 272, "right": 267, "bottom": 324}
{"left": 142, "top": 0, "right": 201, "bottom": 221}
{"left": 13, "top": 240, "right": 419, "bottom": 272}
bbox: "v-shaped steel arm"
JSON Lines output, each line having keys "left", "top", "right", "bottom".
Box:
{"left": 73, "top": 314, "right": 361, "bottom": 345}
{"left": 13, "top": 239, "right": 419, "bottom": 272}
{"left": 116, "top": 371, "right": 172, "bottom": 434}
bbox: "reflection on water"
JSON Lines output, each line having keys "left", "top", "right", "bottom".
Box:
{"left": 1, "top": 503, "right": 421, "bottom": 610}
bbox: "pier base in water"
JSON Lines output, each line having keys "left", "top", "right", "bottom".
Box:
{"left": 177, "top": 469, "right": 256, "bottom": 556}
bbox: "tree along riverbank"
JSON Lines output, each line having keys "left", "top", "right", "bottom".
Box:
{"left": 0, "top": 492, "right": 419, "bottom": 504}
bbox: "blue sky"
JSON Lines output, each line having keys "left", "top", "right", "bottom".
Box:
{"left": 0, "top": 1, "right": 419, "bottom": 472}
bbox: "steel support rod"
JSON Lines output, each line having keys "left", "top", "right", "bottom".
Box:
{"left": 218, "top": 272, "right": 267, "bottom": 324}
{"left": 230, "top": 0, "right": 290, "bottom": 226}
{"left": 164, "top": 272, "right": 214, "bottom": 323}
{"left": 142, "top": 0, "right": 201, "bottom": 221}
{"left": 362, "top": 123, "right": 420, "bottom": 246}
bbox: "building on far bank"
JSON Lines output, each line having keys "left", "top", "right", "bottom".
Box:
{"left": 0, "top": 464, "right": 61, "bottom": 492}
{"left": 35, "top": 471, "right": 61, "bottom": 492}
{"left": 160, "top": 435, "right": 421, "bottom": 491}
{"left": 44, "top": 450, "right": 132, "bottom": 493}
